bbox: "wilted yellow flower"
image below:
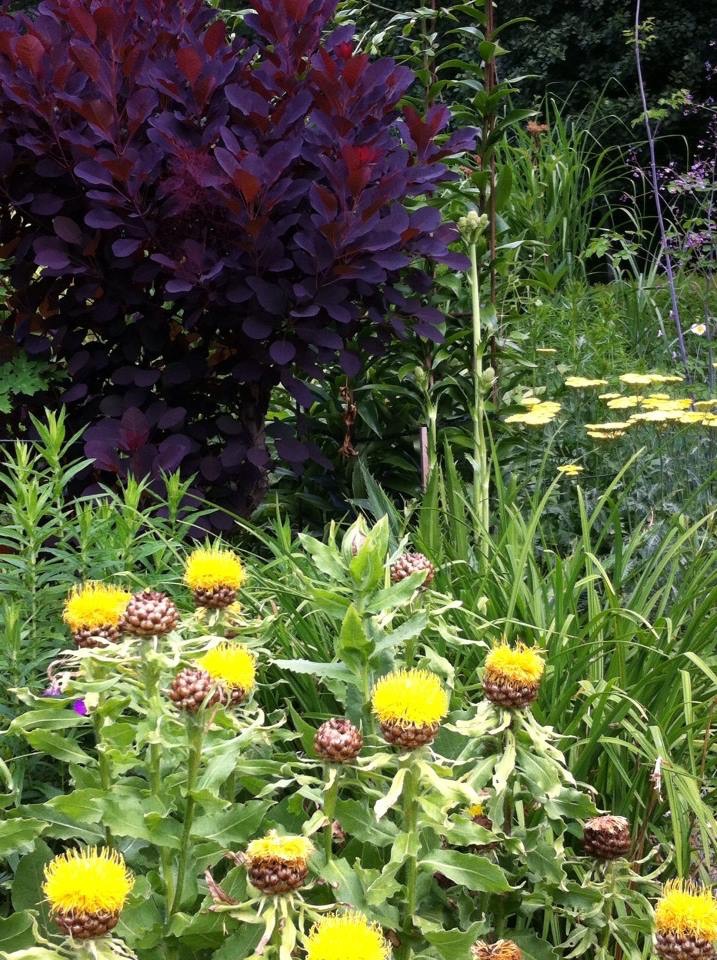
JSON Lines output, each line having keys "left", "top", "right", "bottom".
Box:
{"left": 43, "top": 847, "right": 134, "bottom": 917}
{"left": 565, "top": 376, "right": 609, "bottom": 389}
{"left": 306, "top": 912, "right": 391, "bottom": 960}
{"left": 655, "top": 880, "right": 717, "bottom": 941}
{"left": 246, "top": 833, "right": 313, "bottom": 864}
{"left": 607, "top": 396, "right": 642, "bottom": 410}
{"left": 690, "top": 323, "right": 707, "bottom": 336}
{"left": 196, "top": 643, "right": 256, "bottom": 692}
{"left": 557, "top": 464, "right": 583, "bottom": 477}
{"left": 184, "top": 546, "right": 245, "bottom": 592}
{"left": 371, "top": 669, "right": 448, "bottom": 728}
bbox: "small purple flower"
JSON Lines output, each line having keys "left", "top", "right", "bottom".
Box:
{"left": 42, "top": 684, "right": 63, "bottom": 697}
{"left": 72, "top": 699, "right": 89, "bottom": 717}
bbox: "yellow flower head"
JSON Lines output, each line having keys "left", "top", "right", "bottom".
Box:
{"left": 506, "top": 401, "right": 560, "bottom": 427}
{"left": 587, "top": 430, "right": 626, "bottom": 440}
{"left": 196, "top": 643, "right": 256, "bottom": 692}
{"left": 484, "top": 643, "right": 545, "bottom": 688}
{"left": 619, "top": 373, "right": 654, "bottom": 387}
{"left": 246, "top": 832, "right": 314, "bottom": 864}
{"left": 468, "top": 802, "right": 485, "bottom": 818}
{"left": 306, "top": 911, "right": 391, "bottom": 960}
{"left": 655, "top": 880, "right": 717, "bottom": 942}
{"left": 599, "top": 392, "right": 621, "bottom": 400}
{"left": 565, "top": 376, "right": 608, "bottom": 389}
{"left": 586, "top": 421, "right": 632, "bottom": 431}
{"left": 641, "top": 397, "right": 690, "bottom": 411}
{"left": 518, "top": 395, "right": 542, "bottom": 408}
{"left": 184, "top": 546, "right": 245, "bottom": 592}
{"left": 371, "top": 669, "right": 448, "bottom": 728}
{"left": 607, "top": 396, "right": 642, "bottom": 410}
{"left": 679, "top": 412, "right": 704, "bottom": 425}
{"left": 63, "top": 582, "right": 131, "bottom": 633}
{"left": 43, "top": 847, "right": 134, "bottom": 916}
{"left": 695, "top": 401, "right": 717, "bottom": 411}
{"left": 536, "top": 347, "right": 557, "bottom": 355}
{"left": 630, "top": 410, "right": 684, "bottom": 424}
{"left": 557, "top": 464, "right": 583, "bottom": 477}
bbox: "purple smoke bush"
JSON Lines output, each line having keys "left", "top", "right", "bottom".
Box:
{"left": 0, "top": 0, "right": 472, "bottom": 521}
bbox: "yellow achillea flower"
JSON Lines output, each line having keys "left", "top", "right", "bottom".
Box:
{"left": 518, "top": 395, "right": 542, "bottom": 407}
{"left": 641, "top": 397, "right": 690, "bottom": 411}
{"left": 306, "top": 911, "right": 391, "bottom": 960}
{"left": 565, "top": 376, "right": 608, "bottom": 389}
{"left": 646, "top": 393, "right": 671, "bottom": 401}
{"left": 536, "top": 347, "right": 557, "bottom": 355}
{"left": 619, "top": 373, "right": 653, "bottom": 387}
{"left": 599, "top": 392, "right": 621, "bottom": 400}
{"left": 371, "top": 669, "right": 448, "bottom": 728}
{"left": 679, "top": 412, "right": 704, "bottom": 425}
{"left": 655, "top": 880, "right": 717, "bottom": 941}
{"left": 557, "top": 464, "right": 583, "bottom": 477}
{"left": 184, "top": 546, "right": 245, "bottom": 591}
{"left": 43, "top": 847, "right": 134, "bottom": 916}
{"left": 606, "top": 396, "right": 641, "bottom": 410}
{"left": 62, "top": 582, "right": 131, "bottom": 633}
{"left": 484, "top": 643, "right": 544, "bottom": 687}
{"left": 506, "top": 401, "right": 560, "bottom": 427}
{"left": 695, "top": 401, "right": 717, "bottom": 411}
{"left": 196, "top": 643, "right": 256, "bottom": 692}
{"left": 630, "top": 410, "right": 684, "bottom": 423}
{"left": 246, "top": 832, "right": 313, "bottom": 864}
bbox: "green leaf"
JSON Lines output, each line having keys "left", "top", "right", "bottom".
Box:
{"left": 273, "top": 659, "right": 353, "bottom": 682}
{"left": 24, "top": 729, "right": 93, "bottom": 765}
{"left": 334, "top": 799, "right": 398, "bottom": 847}
{"left": 420, "top": 850, "right": 511, "bottom": 892}
{"left": 375, "top": 767, "right": 408, "bottom": 820}
{"left": 0, "top": 819, "right": 47, "bottom": 857}
{"left": 423, "top": 923, "right": 486, "bottom": 960}
{"left": 0, "top": 912, "right": 37, "bottom": 952}
{"left": 191, "top": 801, "right": 266, "bottom": 846}
{"left": 336, "top": 604, "right": 371, "bottom": 663}
{"left": 494, "top": 165, "right": 513, "bottom": 212}
{"left": 12, "top": 841, "right": 53, "bottom": 922}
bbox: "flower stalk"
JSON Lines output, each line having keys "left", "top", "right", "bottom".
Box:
{"left": 170, "top": 713, "right": 205, "bottom": 914}
{"left": 322, "top": 768, "right": 340, "bottom": 862}
{"left": 400, "top": 759, "right": 419, "bottom": 960}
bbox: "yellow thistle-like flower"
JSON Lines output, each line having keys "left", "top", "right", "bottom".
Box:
{"left": 484, "top": 643, "right": 544, "bottom": 687}
{"left": 196, "top": 643, "right": 256, "bottom": 692}
{"left": 371, "top": 669, "right": 448, "bottom": 728}
{"left": 306, "top": 911, "right": 391, "bottom": 960}
{"left": 468, "top": 802, "right": 485, "bottom": 818}
{"left": 246, "top": 832, "right": 314, "bottom": 864}
{"left": 43, "top": 847, "right": 134, "bottom": 916}
{"left": 565, "top": 376, "right": 608, "bottom": 389}
{"left": 62, "top": 582, "right": 131, "bottom": 633}
{"left": 184, "top": 546, "right": 245, "bottom": 592}
{"left": 557, "top": 464, "right": 583, "bottom": 477}
{"left": 655, "top": 880, "right": 717, "bottom": 941}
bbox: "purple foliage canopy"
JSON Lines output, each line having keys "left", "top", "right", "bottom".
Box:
{"left": 0, "top": 0, "right": 472, "bottom": 520}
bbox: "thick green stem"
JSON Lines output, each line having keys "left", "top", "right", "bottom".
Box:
{"left": 400, "top": 761, "right": 419, "bottom": 960}
{"left": 93, "top": 714, "right": 113, "bottom": 846}
{"left": 600, "top": 862, "right": 615, "bottom": 954}
{"left": 322, "top": 769, "right": 340, "bottom": 862}
{"left": 141, "top": 644, "right": 176, "bottom": 916}
{"left": 170, "top": 718, "right": 204, "bottom": 915}
{"left": 470, "top": 243, "right": 489, "bottom": 555}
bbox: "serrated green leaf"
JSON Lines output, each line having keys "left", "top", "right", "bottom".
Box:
{"left": 420, "top": 850, "right": 511, "bottom": 892}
